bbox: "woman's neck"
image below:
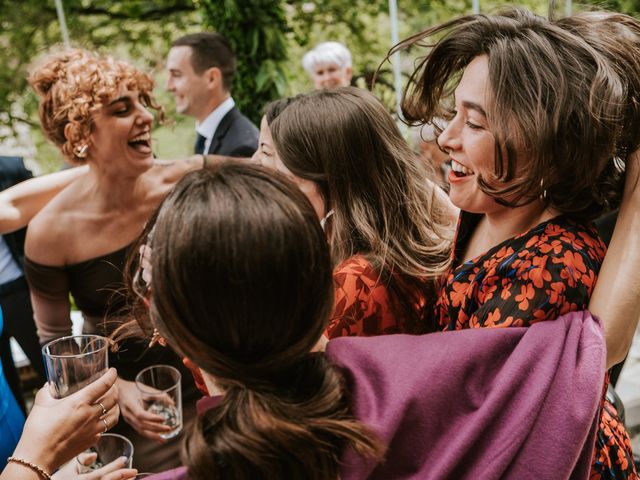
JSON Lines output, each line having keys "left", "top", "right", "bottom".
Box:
{"left": 463, "top": 202, "right": 559, "bottom": 262}
{"left": 86, "top": 162, "right": 150, "bottom": 211}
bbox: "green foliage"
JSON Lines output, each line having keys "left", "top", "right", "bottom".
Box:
{"left": 199, "top": 0, "right": 289, "bottom": 124}
{"left": 3, "top": 0, "right": 640, "bottom": 169}
{"left": 0, "top": 0, "right": 198, "bottom": 138}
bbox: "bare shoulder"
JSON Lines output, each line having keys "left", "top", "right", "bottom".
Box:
{"left": 149, "top": 157, "right": 202, "bottom": 187}
{"left": 25, "top": 186, "right": 81, "bottom": 265}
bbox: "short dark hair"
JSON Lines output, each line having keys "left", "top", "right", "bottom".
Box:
{"left": 172, "top": 32, "right": 236, "bottom": 91}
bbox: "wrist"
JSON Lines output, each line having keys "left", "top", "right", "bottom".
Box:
{"left": 8, "top": 449, "right": 56, "bottom": 478}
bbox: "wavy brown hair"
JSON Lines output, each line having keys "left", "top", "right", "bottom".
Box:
{"left": 28, "top": 48, "right": 163, "bottom": 164}
{"left": 394, "top": 8, "right": 626, "bottom": 220}
{"left": 555, "top": 12, "right": 640, "bottom": 160}
{"left": 269, "top": 87, "right": 454, "bottom": 333}
{"left": 135, "top": 162, "right": 383, "bottom": 479}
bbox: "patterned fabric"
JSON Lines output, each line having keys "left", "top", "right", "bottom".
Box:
{"left": 436, "top": 212, "right": 637, "bottom": 480}
{"left": 326, "top": 255, "right": 435, "bottom": 339}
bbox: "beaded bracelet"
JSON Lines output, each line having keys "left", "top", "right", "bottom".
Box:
{"left": 7, "top": 456, "right": 52, "bottom": 479}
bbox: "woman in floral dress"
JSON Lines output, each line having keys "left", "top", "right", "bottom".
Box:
{"left": 396, "top": 9, "right": 638, "bottom": 479}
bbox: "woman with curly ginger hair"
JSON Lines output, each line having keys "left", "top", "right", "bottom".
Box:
{"left": 24, "top": 48, "right": 216, "bottom": 471}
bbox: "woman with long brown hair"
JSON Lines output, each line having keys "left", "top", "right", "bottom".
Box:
{"left": 396, "top": 8, "right": 637, "bottom": 478}
{"left": 253, "top": 87, "right": 456, "bottom": 339}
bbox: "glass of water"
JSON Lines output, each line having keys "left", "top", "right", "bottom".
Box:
{"left": 135, "top": 364, "right": 182, "bottom": 439}
{"left": 77, "top": 433, "right": 134, "bottom": 473}
{"left": 42, "top": 335, "right": 109, "bottom": 398}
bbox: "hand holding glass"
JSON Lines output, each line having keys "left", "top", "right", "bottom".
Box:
{"left": 135, "top": 365, "right": 182, "bottom": 440}
{"left": 76, "top": 433, "right": 134, "bottom": 473}
{"left": 42, "top": 335, "right": 109, "bottom": 398}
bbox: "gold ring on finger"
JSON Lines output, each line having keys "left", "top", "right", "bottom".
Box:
{"left": 98, "top": 401, "right": 107, "bottom": 416}
{"left": 102, "top": 417, "right": 109, "bottom": 434}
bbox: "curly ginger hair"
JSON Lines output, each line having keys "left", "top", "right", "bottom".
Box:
{"left": 29, "top": 48, "right": 163, "bottom": 163}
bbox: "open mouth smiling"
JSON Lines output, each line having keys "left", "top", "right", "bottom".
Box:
{"left": 128, "top": 132, "right": 152, "bottom": 153}
{"left": 451, "top": 159, "right": 474, "bottom": 177}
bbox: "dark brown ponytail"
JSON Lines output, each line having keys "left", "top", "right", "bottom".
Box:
{"left": 145, "top": 162, "right": 384, "bottom": 478}
{"left": 185, "top": 354, "right": 381, "bottom": 479}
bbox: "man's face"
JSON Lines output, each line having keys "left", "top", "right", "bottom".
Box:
{"left": 165, "top": 46, "right": 212, "bottom": 121}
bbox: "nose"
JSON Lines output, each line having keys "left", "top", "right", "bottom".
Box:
{"left": 165, "top": 76, "right": 174, "bottom": 91}
{"left": 437, "top": 119, "right": 460, "bottom": 154}
{"left": 136, "top": 104, "right": 154, "bottom": 125}
{"left": 250, "top": 149, "right": 260, "bottom": 165}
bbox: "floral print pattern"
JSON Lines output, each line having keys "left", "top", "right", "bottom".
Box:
{"left": 436, "top": 212, "right": 637, "bottom": 480}
{"left": 326, "top": 255, "right": 434, "bottom": 339}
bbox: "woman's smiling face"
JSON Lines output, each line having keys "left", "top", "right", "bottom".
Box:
{"left": 438, "top": 55, "right": 508, "bottom": 215}
{"left": 88, "top": 87, "right": 154, "bottom": 174}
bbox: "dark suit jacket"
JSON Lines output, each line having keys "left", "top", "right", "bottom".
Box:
{"left": 205, "top": 106, "right": 259, "bottom": 157}
{"left": 0, "top": 156, "right": 33, "bottom": 267}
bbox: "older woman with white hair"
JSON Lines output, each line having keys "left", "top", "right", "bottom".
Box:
{"left": 302, "top": 41, "right": 352, "bottom": 89}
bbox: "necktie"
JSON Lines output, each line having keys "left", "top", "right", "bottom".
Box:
{"left": 194, "top": 133, "right": 207, "bottom": 155}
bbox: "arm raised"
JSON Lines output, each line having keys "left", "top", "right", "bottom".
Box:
{"left": 589, "top": 151, "right": 640, "bottom": 368}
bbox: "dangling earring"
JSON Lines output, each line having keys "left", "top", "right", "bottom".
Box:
{"left": 149, "top": 328, "right": 166, "bottom": 348}
{"left": 540, "top": 179, "right": 547, "bottom": 201}
{"left": 74, "top": 144, "right": 88, "bottom": 159}
{"left": 320, "top": 209, "right": 334, "bottom": 231}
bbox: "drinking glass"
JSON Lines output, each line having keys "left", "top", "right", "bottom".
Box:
{"left": 135, "top": 364, "right": 182, "bottom": 439}
{"left": 42, "top": 334, "right": 109, "bottom": 398}
{"left": 77, "top": 433, "right": 134, "bottom": 473}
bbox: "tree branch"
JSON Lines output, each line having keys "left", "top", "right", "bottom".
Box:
{"left": 42, "top": 3, "right": 197, "bottom": 21}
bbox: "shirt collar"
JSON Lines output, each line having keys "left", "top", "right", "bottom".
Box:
{"left": 195, "top": 97, "right": 235, "bottom": 140}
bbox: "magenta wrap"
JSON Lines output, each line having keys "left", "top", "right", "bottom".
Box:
{"left": 148, "top": 310, "right": 604, "bottom": 480}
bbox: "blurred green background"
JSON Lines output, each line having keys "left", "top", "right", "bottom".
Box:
{"left": 1, "top": 0, "right": 638, "bottom": 172}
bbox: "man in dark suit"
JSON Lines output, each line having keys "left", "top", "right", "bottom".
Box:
{"left": 0, "top": 156, "right": 45, "bottom": 413}
{"left": 166, "top": 33, "right": 259, "bottom": 157}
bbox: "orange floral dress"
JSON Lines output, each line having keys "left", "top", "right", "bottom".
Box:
{"left": 326, "top": 255, "right": 436, "bottom": 339}
{"left": 436, "top": 212, "right": 637, "bottom": 480}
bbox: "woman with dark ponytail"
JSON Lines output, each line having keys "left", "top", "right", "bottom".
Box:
{"left": 134, "top": 159, "right": 640, "bottom": 479}
{"left": 139, "top": 162, "right": 383, "bottom": 479}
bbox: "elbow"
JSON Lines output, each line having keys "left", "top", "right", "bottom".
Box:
{"left": 606, "top": 339, "right": 632, "bottom": 370}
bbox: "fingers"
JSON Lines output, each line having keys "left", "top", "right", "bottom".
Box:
{"left": 81, "top": 456, "right": 137, "bottom": 480}
{"left": 80, "top": 368, "right": 118, "bottom": 403}
{"left": 102, "top": 469, "right": 138, "bottom": 480}
{"left": 137, "top": 418, "right": 173, "bottom": 434}
{"left": 101, "top": 403, "right": 120, "bottom": 434}
{"left": 95, "top": 386, "right": 119, "bottom": 415}
{"left": 78, "top": 451, "right": 98, "bottom": 466}
{"left": 139, "top": 245, "right": 153, "bottom": 285}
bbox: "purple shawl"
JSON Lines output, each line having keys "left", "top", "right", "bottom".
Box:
{"left": 147, "top": 310, "right": 603, "bottom": 480}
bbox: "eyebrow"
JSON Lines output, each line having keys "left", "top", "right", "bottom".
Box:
{"left": 461, "top": 100, "right": 487, "bottom": 117}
